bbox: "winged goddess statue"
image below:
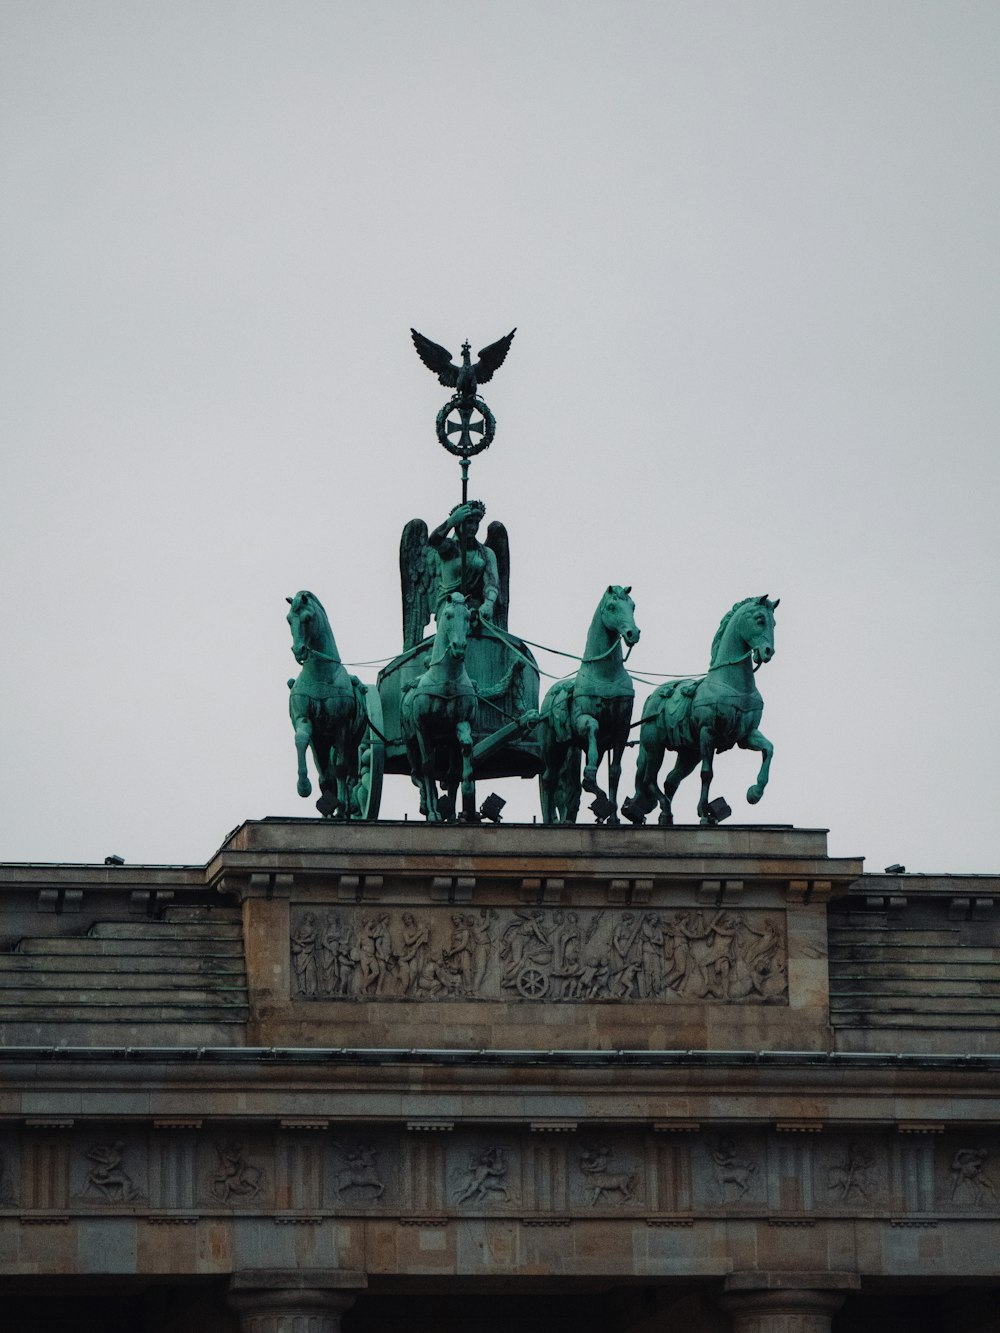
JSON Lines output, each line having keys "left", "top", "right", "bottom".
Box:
{"left": 410, "top": 328, "right": 516, "bottom": 410}
{"left": 400, "top": 504, "right": 510, "bottom": 650}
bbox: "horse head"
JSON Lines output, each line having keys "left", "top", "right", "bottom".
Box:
{"left": 432, "top": 593, "right": 472, "bottom": 663}
{"left": 286, "top": 590, "right": 330, "bottom": 665}
{"left": 601, "top": 585, "right": 641, "bottom": 648}
{"left": 737, "top": 595, "right": 779, "bottom": 666}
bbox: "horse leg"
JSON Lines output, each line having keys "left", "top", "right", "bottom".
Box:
{"left": 660, "top": 749, "right": 699, "bottom": 825}
{"left": 606, "top": 733, "right": 627, "bottom": 825}
{"left": 333, "top": 724, "right": 356, "bottom": 820}
{"left": 741, "top": 728, "right": 774, "bottom": 804}
{"left": 417, "top": 732, "right": 441, "bottom": 821}
{"left": 456, "top": 720, "right": 476, "bottom": 820}
{"left": 404, "top": 736, "right": 428, "bottom": 817}
{"left": 539, "top": 737, "right": 567, "bottom": 824}
{"left": 577, "top": 714, "right": 603, "bottom": 797}
{"left": 697, "top": 726, "right": 717, "bottom": 823}
{"left": 623, "top": 738, "right": 665, "bottom": 823}
{"left": 291, "top": 708, "right": 313, "bottom": 798}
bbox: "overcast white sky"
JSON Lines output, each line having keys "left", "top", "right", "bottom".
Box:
{"left": 1, "top": 2, "right": 998, "bottom": 872}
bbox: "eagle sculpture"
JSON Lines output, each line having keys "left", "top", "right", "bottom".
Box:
{"left": 410, "top": 328, "right": 517, "bottom": 408}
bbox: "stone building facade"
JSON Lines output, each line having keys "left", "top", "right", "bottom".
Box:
{"left": 0, "top": 820, "right": 998, "bottom": 1332}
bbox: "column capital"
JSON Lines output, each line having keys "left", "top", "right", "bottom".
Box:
{"left": 720, "top": 1275, "right": 858, "bottom": 1333}
{"left": 228, "top": 1271, "right": 363, "bottom": 1333}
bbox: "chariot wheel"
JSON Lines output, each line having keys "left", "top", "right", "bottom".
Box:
{"left": 516, "top": 966, "right": 549, "bottom": 1000}
{"left": 353, "top": 685, "right": 385, "bottom": 820}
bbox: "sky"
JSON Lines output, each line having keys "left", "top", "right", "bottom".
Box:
{"left": 1, "top": 2, "right": 998, "bottom": 873}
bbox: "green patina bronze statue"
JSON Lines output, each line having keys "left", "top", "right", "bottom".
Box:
{"left": 401, "top": 593, "right": 480, "bottom": 822}
{"left": 286, "top": 591, "right": 368, "bottom": 818}
{"left": 538, "top": 586, "right": 640, "bottom": 825}
{"left": 411, "top": 328, "right": 516, "bottom": 458}
{"left": 621, "top": 596, "right": 779, "bottom": 827}
{"left": 399, "top": 502, "right": 509, "bottom": 649}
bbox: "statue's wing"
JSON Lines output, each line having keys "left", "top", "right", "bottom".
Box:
{"left": 410, "top": 329, "right": 459, "bottom": 388}
{"left": 474, "top": 328, "right": 516, "bottom": 384}
{"left": 400, "top": 518, "right": 432, "bottom": 649}
{"left": 485, "top": 520, "right": 510, "bottom": 630}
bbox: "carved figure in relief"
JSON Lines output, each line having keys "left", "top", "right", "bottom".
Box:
{"left": 289, "top": 906, "right": 786, "bottom": 1006}
{"left": 415, "top": 955, "right": 464, "bottom": 998}
{"left": 397, "top": 913, "right": 430, "bottom": 994}
{"left": 455, "top": 1146, "right": 511, "bottom": 1203}
{"left": 709, "top": 1138, "right": 757, "bottom": 1201}
{"left": 471, "top": 909, "right": 497, "bottom": 991}
{"left": 212, "top": 1143, "right": 262, "bottom": 1202}
{"left": 951, "top": 1149, "right": 997, "bottom": 1205}
{"left": 333, "top": 1143, "right": 384, "bottom": 1201}
{"left": 291, "top": 913, "right": 319, "bottom": 998}
{"left": 84, "top": 1141, "right": 139, "bottom": 1202}
{"left": 443, "top": 913, "right": 475, "bottom": 994}
{"left": 578, "top": 1146, "right": 637, "bottom": 1206}
{"left": 358, "top": 914, "right": 393, "bottom": 995}
{"left": 638, "top": 913, "right": 666, "bottom": 998}
{"left": 827, "top": 1143, "right": 874, "bottom": 1201}
{"left": 320, "top": 912, "right": 354, "bottom": 996}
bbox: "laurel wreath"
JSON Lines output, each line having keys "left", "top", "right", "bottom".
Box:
{"left": 436, "top": 395, "right": 496, "bottom": 457}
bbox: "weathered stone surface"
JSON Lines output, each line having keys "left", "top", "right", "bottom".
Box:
{"left": 1, "top": 823, "right": 999, "bottom": 1326}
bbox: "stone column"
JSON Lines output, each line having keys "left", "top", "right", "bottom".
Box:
{"left": 721, "top": 1273, "right": 860, "bottom": 1333}
{"left": 228, "top": 1272, "right": 362, "bottom": 1333}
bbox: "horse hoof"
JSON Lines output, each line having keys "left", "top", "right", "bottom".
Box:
{"left": 620, "top": 799, "right": 645, "bottom": 826}
{"left": 657, "top": 811, "right": 674, "bottom": 827}
{"left": 747, "top": 785, "right": 763, "bottom": 804}
{"left": 297, "top": 778, "right": 312, "bottom": 798}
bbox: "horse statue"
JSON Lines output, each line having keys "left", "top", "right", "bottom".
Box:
{"left": 538, "top": 586, "right": 640, "bottom": 824}
{"left": 286, "top": 590, "right": 368, "bottom": 818}
{"left": 401, "top": 593, "right": 479, "bottom": 822}
{"left": 621, "top": 595, "right": 779, "bottom": 826}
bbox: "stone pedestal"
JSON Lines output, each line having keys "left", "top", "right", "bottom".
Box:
{"left": 228, "top": 1272, "right": 359, "bottom": 1333}
{"left": 721, "top": 1274, "right": 859, "bottom": 1333}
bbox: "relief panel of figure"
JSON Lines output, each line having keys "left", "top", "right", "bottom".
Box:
{"left": 451, "top": 1144, "right": 514, "bottom": 1206}
{"left": 289, "top": 906, "right": 787, "bottom": 1005}
{"left": 574, "top": 1144, "right": 640, "bottom": 1208}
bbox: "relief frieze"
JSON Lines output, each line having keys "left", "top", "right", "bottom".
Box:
{"left": 289, "top": 906, "right": 787, "bottom": 1004}
{"left": 3, "top": 1126, "right": 1000, "bottom": 1222}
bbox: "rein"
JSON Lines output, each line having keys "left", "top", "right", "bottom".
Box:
{"left": 296, "top": 629, "right": 758, "bottom": 685}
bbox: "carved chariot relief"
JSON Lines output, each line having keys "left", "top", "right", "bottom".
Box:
{"left": 290, "top": 906, "right": 787, "bottom": 1004}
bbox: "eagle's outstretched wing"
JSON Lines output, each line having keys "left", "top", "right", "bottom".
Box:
{"left": 474, "top": 328, "right": 517, "bottom": 384}
{"left": 410, "top": 329, "right": 459, "bottom": 388}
